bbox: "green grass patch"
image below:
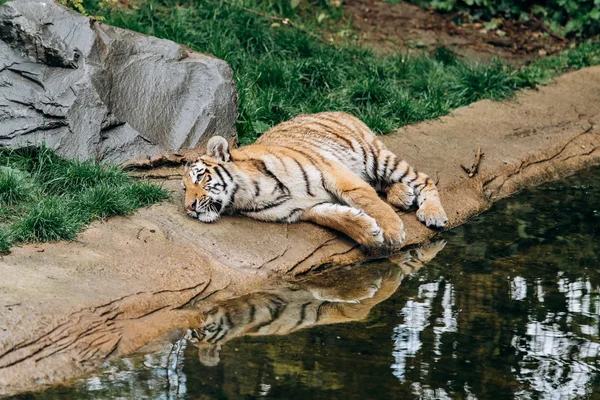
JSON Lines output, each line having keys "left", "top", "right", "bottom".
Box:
{"left": 0, "top": 166, "right": 33, "bottom": 206}
{"left": 0, "top": 146, "right": 169, "bottom": 253}
{"left": 83, "top": 0, "right": 600, "bottom": 145}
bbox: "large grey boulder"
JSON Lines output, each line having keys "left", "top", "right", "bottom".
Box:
{"left": 0, "top": 0, "right": 237, "bottom": 163}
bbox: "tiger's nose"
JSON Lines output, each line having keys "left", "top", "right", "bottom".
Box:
{"left": 187, "top": 200, "right": 197, "bottom": 211}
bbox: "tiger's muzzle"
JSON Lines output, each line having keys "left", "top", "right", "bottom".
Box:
{"left": 187, "top": 197, "right": 224, "bottom": 223}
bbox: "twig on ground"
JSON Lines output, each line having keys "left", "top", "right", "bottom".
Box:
{"left": 461, "top": 146, "right": 483, "bottom": 178}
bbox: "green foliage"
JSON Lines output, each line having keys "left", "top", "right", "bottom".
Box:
{"left": 451, "top": 60, "right": 517, "bottom": 103}
{"left": 0, "top": 167, "right": 34, "bottom": 206}
{"left": 87, "top": 0, "right": 600, "bottom": 145}
{"left": 0, "top": 146, "right": 169, "bottom": 252}
{"left": 0, "top": 229, "right": 11, "bottom": 254}
{"left": 11, "top": 199, "right": 83, "bottom": 243}
{"left": 59, "top": 0, "right": 107, "bottom": 20}
{"left": 409, "top": 0, "right": 600, "bottom": 39}
{"left": 75, "top": 185, "right": 136, "bottom": 222}
{"left": 127, "top": 181, "right": 172, "bottom": 207}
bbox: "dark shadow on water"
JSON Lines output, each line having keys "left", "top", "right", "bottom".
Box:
{"left": 13, "top": 167, "right": 600, "bottom": 400}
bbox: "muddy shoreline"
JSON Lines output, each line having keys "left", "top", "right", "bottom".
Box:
{"left": 1, "top": 66, "right": 600, "bottom": 397}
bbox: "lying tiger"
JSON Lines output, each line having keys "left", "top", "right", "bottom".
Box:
{"left": 183, "top": 112, "right": 447, "bottom": 248}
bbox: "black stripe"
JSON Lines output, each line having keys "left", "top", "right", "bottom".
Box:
{"left": 229, "top": 183, "right": 239, "bottom": 205}
{"left": 278, "top": 200, "right": 331, "bottom": 222}
{"left": 390, "top": 157, "right": 402, "bottom": 181}
{"left": 249, "top": 319, "right": 277, "bottom": 333}
{"left": 213, "top": 165, "right": 226, "bottom": 183}
{"left": 248, "top": 305, "right": 256, "bottom": 323}
{"left": 317, "top": 114, "right": 371, "bottom": 158}
{"left": 210, "top": 315, "right": 230, "bottom": 344}
{"left": 307, "top": 120, "right": 355, "bottom": 148}
{"left": 315, "top": 302, "right": 328, "bottom": 323}
{"left": 317, "top": 113, "right": 357, "bottom": 134}
{"left": 211, "top": 327, "right": 229, "bottom": 344}
{"left": 248, "top": 298, "right": 287, "bottom": 333}
{"left": 271, "top": 154, "right": 288, "bottom": 173}
{"left": 294, "top": 302, "right": 313, "bottom": 328}
{"left": 254, "top": 180, "right": 261, "bottom": 197}
{"left": 291, "top": 157, "right": 314, "bottom": 197}
{"left": 381, "top": 154, "right": 391, "bottom": 180}
{"left": 267, "top": 302, "right": 281, "bottom": 319}
{"left": 405, "top": 174, "right": 417, "bottom": 185}
{"left": 415, "top": 177, "right": 431, "bottom": 190}
{"left": 207, "top": 323, "right": 225, "bottom": 344}
{"left": 252, "top": 160, "right": 290, "bottom": 196}
{"left": 276, "top": 207, "right": 303, "bottom": 223}
{"left": 286, "top": 148, "right": 328, "bottom": 190}
{"left": 304, "top": 116, "right": 363, "bottom": 151}
{"left": 238, "top": 194, "right": 292, "bottom": 213}
{"left": 396, "top": 164, "right": 410, "bottom": 182}
{"left": 220, "top": 165, "right": 234, "bottom": 181}
{"left": 224, "top": 312, "right": 233, "bottom": 327}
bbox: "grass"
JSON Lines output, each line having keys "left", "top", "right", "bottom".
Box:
{"left": 84, "top": 0, "right": 600, "bottom": 145}
{"left": 0, "top": 147, "right": 169, "bottom": 254}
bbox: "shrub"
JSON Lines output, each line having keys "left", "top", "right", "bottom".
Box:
{"left": 409, "top": 0, "right": 600, "bottom": 39}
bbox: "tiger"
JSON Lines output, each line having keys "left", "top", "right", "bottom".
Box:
{"left": 184, "top": 240, "right": 446, "bottom": 366}
{"left": 183, "top": 112, "right": 448, "bottom": 248}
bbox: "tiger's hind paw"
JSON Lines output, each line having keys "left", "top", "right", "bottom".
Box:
{"left": 416, "top": 203, "right": 448, "bottom": 229}
{"left": 386, "top": 182, "right": 416, "bottom": 210}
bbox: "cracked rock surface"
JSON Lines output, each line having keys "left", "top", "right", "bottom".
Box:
{"left": 1, "top": 66, "right": 600, "bottom": 396}
{"left": 0, "top": 0, "right": 237, "bottom": 163}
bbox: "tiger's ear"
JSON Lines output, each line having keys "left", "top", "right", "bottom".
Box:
{"left": 207, "top": 136, "right": 231, "bottom": 162}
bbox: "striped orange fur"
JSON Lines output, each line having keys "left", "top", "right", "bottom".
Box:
{"left": 183, "top": 112, "right": 448, "bottom": 248}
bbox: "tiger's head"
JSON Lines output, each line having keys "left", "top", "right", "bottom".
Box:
{"left": 183, "top": 136, "right": 236, "bottom": 223}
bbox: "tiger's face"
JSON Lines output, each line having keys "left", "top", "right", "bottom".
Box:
{"left": 183, "top": 136, "right": 235, "bottom": 223}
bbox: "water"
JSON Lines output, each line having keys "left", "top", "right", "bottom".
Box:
{"left": 14, "top": 168, "right": 600, "bottom": 400}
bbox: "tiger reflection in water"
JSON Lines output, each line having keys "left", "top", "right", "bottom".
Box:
{"left": 184, "top": 240, "right": 446, "bottom": 366}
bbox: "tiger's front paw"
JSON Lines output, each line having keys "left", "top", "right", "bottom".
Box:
{"left": 414, "top": 239, "right": 447, "bottom": 262}
{"left": 416, "top": 202, "right": 448, "bottom": 229}
{"left": 352, "top": 212, "right": 385, "bottom": 248}
{"left": 378, "top": 216, "right": 406, "bottom": 248}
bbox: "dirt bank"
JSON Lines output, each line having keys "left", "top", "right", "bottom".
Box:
{"left": 1, "top": 66, "right": 599, "bottom": 396}
{"left": 344, "top": 0, "right": 575, "bottom": 64}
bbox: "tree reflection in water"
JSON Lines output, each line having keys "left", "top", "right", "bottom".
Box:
{"left": 22, "top": 167, "right": 600, "bottom": 400}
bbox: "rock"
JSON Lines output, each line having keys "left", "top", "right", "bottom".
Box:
{"left": 0, "top": 0, "right": 237, "bottom": 164}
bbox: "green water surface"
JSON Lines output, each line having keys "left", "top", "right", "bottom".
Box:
{"left": 16, "top": 168, "right": 600, "bottom": 399}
